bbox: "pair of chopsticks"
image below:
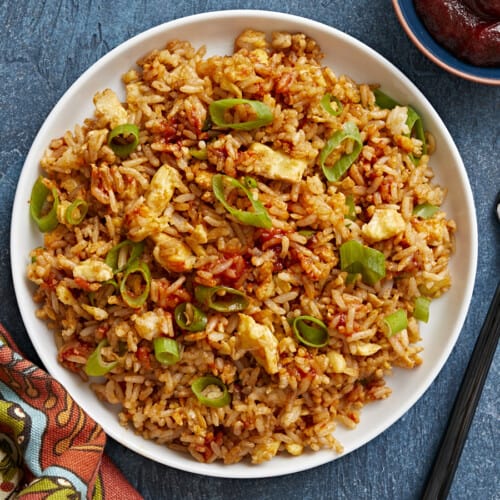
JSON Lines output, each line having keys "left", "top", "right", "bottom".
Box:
{"left": 422, "top": 197, "right": 500, "bottom": 499}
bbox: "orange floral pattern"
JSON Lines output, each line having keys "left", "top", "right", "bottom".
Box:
{"left": 0, "top": 324, "right": 142, "bottom": 499}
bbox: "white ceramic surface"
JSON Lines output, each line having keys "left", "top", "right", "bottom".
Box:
{"left": 11, "top": 10, "right": 477, "bottom": 478}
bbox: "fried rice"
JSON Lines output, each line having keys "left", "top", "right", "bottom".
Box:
{"left": 27, "top": 29, "right": 455, "bottom": 464}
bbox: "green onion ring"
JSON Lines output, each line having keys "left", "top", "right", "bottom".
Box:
{"left": 292, "top": 315, "right": 329, "bottom": 348}
{"left": 374, "top": 88, "right": 427, "bottom": 157}
{"left": 413, "top": 203, "right": 439, "bottom": 219}
{"left": 383, "top": 309, "right": 408, "bottom": 337}
{"left": 209, "top": 98, "right": 273, "bottom": 130}
{"left": 108, "top": 123, "right": 140, "bottom": 159}
{"left": 297, "top": 229, "right": 315, "bottom": 239}
{"left": 153, "top": 337, "right": 181, "bottom": 365}
{"left": 319, "top": 121, "right": 363, "bottom": 182}
{"left": 191, "top": 375, "right": 231, "bottom": 408}
{"left": 414, "top": 296, "right": 431, "bottom": 323}
{"left": 339, "top": 240, "right": 386, "bottom": 286}
{"left": 119, "top": 260, "right": 151, "bottom": 308}
{"left": 105, "top": 240, "right": 145, "bottom": 273}
{"left": 212, "top": 174, "right": 272, "bottom": 229}
{"left": 243, "top": 176, "right": 258, "bottom": 189}
{"left": 406, "top": 107, "right": 427, "bottom": 155}
{"left": 320, "top": 93, "right": 343, "bottom": 116}
{"left": 194, "top": 285, "right": 249, "bottom": 312}
{"left": 88, "top": 279, "right": 118, "bottom": 307}
{"left": 84, "top": 340, "right": 118, "bottom": 376}
{"left": 29, "top": 176, "right": 59, "bottom": 232}
{"left": 345, "top": 194, "right": 356, "bottom": 221}
{"left": 65, "top": 199, "right": 88, "bottom": 225}
{"left": 373, "top": 88, "right": 400, "bottom": 109}
{"left": 174, "top": 302, "right": 208, "bottom": 332}
{"left": 189, "top": 147, "right": 208, "bottom": 160}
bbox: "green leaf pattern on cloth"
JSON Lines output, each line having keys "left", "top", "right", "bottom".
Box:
{"left": 0, "top": 326, "right": 142, "bottom": 500}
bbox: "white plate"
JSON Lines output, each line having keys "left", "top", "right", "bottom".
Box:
{"left": 11, "top": 10, "right": 477, "bottom": 478}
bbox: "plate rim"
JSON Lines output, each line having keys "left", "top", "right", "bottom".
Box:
{"left": 10, "top": 9, "right": 478, "bottom": 478}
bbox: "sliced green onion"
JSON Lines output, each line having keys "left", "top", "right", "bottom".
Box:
{"left": 105, "top": 240, "right": 145, "bottom": 273}
{"left": 212, "top": 174, "right": 272, "bottom": 229}
{"left": 340, "top": 240, "right": 386, "bottom": 286}
{"left": 298, "top": 229, "right": 315, "bottom": 239}
{"left": 373, "top": 89, "right": 427, "bottom": 156}
{"left": 119, "top": 260, "right": 151, "bottom": 308}
{"left": 345, "top": 194, "right": 356, "bottom": 220}
{"left": 29, "top": 177, "right": 59, "bottom": 232}
{"left": 189, "top": 147, "right": 208, "bottom": 160}
{"left": 108, "top": 123, "right": 140, "bottom": 159}
{"left": 174, "top": 302, "right": 208, "bottom": 332}
{"left": 373, "top": 88, "right": 400, "bottom": 109}
{"left": 406, "top": 107, "right": 427, "bottom": 155}
{"left": 65, "top": 199, "right": 88, "bottom": 225}
{"left": 383, "top": 309, "right": 408, "bottom": 337}
{"left": 191, "top": 375, "right": 231, "bottom": 408}
{"left": 413, "top": 203, "right": 439, "bottom": 219}
{"left": 320, "top": 93, "right": 343, "bottom": 116}
{"left": 194, "top": 285, "right": 249, "bottom": 312}
{"left": 84, "top": 340, "right": 118, "bottom": 376}
{"left": 292, "top": 315, "right": 329, "bottom": 348}
{"left": 243, "top": 176, "right": 258, "bottom": 189}
{"left": 201, "top": 115, "right": 213, "bottom": 132}
{"left": 345, "top": 272, "right": 358, "bottom": 285}
{"left": 88, "top": 279, "right": 118, "bottom": 307}
{"left": 414, "top": 296, "right": 431, "bottom": 323}
{"left": 209, "top": 98, "right": 273, "bottom": 130}
{"left": 153, "top": 337, "right": 180, "bottom": 365}
{"left": 319, "top": 121, "right": 363, "bottom": 182}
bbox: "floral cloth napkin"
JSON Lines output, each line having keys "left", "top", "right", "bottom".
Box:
{"left": 0, "top": 324, "right": 143, "bottom": 499}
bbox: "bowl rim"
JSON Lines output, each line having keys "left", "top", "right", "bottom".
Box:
{"left": 392, "top": 0, "right": 500, "bottom": 86}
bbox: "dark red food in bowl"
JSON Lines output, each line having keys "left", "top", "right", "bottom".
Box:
{"left": 414, "top": 0, "right": 500, "bottom": 66}
{"left": 461, "top": 0, "right": 500, "bottom": 18}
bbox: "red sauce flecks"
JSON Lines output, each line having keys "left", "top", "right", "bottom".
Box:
{"left": 414, "top": 0, "right": 500, "bottom": 67}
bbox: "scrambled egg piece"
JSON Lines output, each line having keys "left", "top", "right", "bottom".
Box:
{"left": 126, "top": 164, "right": 185, "bottom": 241}
{"left": 93, "top": 89, "right": 128, "bottom": 129}
{"left": 133, "top": 310, "right": 171, "bottom": 340}
{"left": 251, "top": 48, "right": 269, "bottom": 64}
{"left": 285, "top": 443, "right": 304, "bottom": 456}
{"left": 56, "top": 283, "right": 76, "bottom": 306}
{"left": 414, "top": 217, "right": 448, "bottom": 246}
{"left": 81, "top": 304, "right": 108, "bottom": 321}
{"left": 252, "top": 441, "right": 281, "bottom": 464}
{"left": 152, "top": 233, "right": 196, "bottom": 273}
{"left": 362, "top": 208, "right": 406, "bottom": 242}
{"left": 349, "top": 341, "right": 382, "bottom": 357}
{"left": 327, "top": 351, "right": 347, "bottom": 373}
{"left": 73, "top": 259, "right": 114, "bottom": 283}
{"left": 146, "top": 164, "right": 182, "bottom": 216}
{"left": 386, "top": 106, "right": 410, "bottom": 136}
{"left": 236, "top": 313, "right": 279, "bottom": 374}
{"left": 247, "top": 143, "right": 308, "bottom": 183}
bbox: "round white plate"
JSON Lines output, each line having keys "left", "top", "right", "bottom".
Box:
{"left": 11, "top": 10, "right": 477, "bottom": 478}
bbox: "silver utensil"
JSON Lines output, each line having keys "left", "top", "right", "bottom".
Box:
{"left": 422, "top": 194, "right": 500, "bottom": 499}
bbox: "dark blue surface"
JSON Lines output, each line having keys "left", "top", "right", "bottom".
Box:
{"left": 0, "top": 1, "right": 498, "bottom": 499}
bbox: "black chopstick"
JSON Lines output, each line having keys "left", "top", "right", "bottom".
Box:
{"left": 421, "top": 281, "right": 500, "bottom": 499}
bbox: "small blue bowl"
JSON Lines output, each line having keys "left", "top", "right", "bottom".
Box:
{"left": 393, "top": 0, "right": 500, "bottom": 85}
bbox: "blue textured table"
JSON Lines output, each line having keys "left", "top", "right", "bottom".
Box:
{"left": 1, "top": 1, "right": 498, "bottom": 499}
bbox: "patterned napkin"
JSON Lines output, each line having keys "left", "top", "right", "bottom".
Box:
{"left": 0, "top": 324, "right": 143, "bottom": 499}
